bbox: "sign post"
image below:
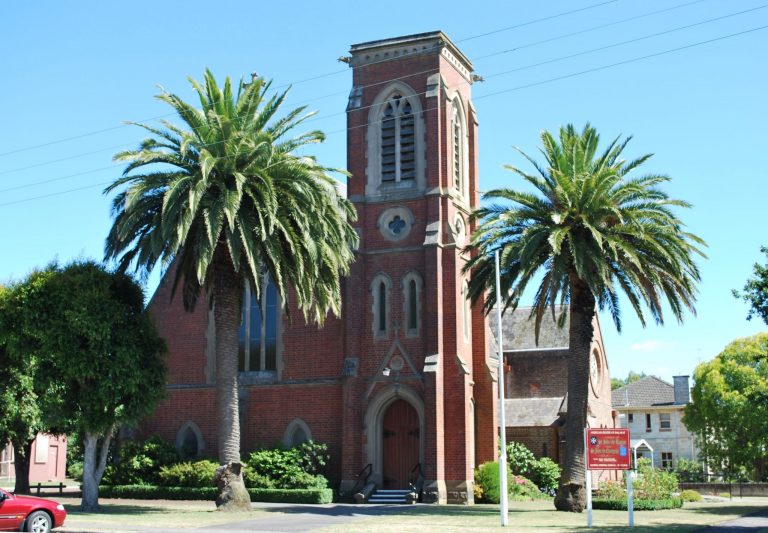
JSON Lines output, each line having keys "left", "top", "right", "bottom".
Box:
{"left": 494, "top": 250, "right": 509, "bottom": 527}
{"left": 586, "top": 428, "right": 632, "bottom": 528}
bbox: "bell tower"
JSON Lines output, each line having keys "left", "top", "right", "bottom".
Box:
{"left": 340, "top": 32, "right": 498, "bottom": 504}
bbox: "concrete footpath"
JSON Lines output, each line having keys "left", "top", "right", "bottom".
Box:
{"left": 692, "top": 507, "right": 768, "bottom": 532}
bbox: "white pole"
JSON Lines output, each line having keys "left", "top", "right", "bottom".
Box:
{"left": 495, "top": 250, "right": 509, "bottom": 527}
{"left": 627, "top": 469, "right": 635, "bottom": 527}
{"left": 585, "top": 432, "right": 592, "bottom": 528}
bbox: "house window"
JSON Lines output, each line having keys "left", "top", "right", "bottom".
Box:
{"left": 646, "top": 413, "right": 652, "bottom": 432}
{"left": 238, "top": 279, "right": 279, "bottom": 372}
{"left": 662, "top": 452, "right": 673, "bottom": 469}
{"left": 628, "top": 413, "right": 634, "bottom": 424}
{"left": 381, "top": 94, "right": 415, "bottom": 184}
{"left": 659, "top": 413, "right": 671, "bottom": 431}
{"left": 371, "top": 274, "right": 392, "bottom": 339}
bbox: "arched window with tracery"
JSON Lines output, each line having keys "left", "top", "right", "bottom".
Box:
{"left": 381, "top": 94, "right": 416, "bottom": 184}
{"left": 238, "top": 278, "right": 280, "bottom": 373}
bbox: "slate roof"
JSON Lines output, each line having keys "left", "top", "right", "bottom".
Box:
{"left": 504, "top": 397, "right": 564, "bottom": 426}
{"left": 488, "top": 306, "right": 570, "bottom": 351}
{"left": 611, "top": 376, "right": 676, "bottom": 408}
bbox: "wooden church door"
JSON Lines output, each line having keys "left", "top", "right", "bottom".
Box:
{"left": 382, "top": 399, "right": 420, "bottom": 488}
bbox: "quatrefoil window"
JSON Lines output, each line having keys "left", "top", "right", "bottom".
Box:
{"left": 388, "top": 216, "right": 406, "bottom": 235}
{"left": 377, "top": 206, "right": 413, "bottom": 242}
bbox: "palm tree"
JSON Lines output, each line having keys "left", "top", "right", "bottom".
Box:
{"left": 463, "top": 124, "right": 705, "bottom": 512}
{"left": 104, "top": 70, "right": 358, "bottom": 510}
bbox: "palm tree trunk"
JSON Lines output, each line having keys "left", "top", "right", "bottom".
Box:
{"left": 211, "top": 249, "right": 251, "bottom": 511}
{"left": 554, "top": 276, "right": 596, "bottom": 512}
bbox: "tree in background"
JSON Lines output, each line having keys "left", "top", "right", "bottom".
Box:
{"left": 611, "top": 370, "right": 647, "bottom": 390}
{"left": 733, "top": 246, "right": 768, "bottom": 325}
{"left": 19, "top": 261, "right": 167, "bottom": 511}
{"left": 464, "top": 124, "right": 705, "bottom": 512}
{"left": 104, "top": 70, "right": 357, "bottom": 510}
{"left": 685, "top": 333, "right": 768, "bottom": 481}
{"left": 0, "top": 271, "right": 63, "bottom": 495}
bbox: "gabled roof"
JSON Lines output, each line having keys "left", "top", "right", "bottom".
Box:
{"left": 611, "top": 375, "right": 676, "bottom": 408}
{"left": 504, "top": 397, "right": 564, "bottom": 427}
{"left": 489, "top": 306, "right": 570, "bottom": 351}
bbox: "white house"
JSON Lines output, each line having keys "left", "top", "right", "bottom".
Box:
{"left": 611, "top": 375, "right": 699, "bottom": 469}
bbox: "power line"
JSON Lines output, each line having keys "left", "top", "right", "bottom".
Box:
{"left": 3, "top": 22, "right": 764, "bottom": 209}
{"left": 473, "top": 0, "right": 710, "bottom": 61}
{"left": 0, "top": 0, "right": 626, "bottom": 159}
{"left": 0, "top": 0, "right": 710, "bottom": 175}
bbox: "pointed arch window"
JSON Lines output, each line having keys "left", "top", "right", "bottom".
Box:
{"left": 238, "top": 279, "right": 280, "bottom": 373}
{"left": 381, "top": 94, "right": 415, "bottom": 184}
{"left": 452, "top": 100, "right": 466, "bottom": 195}
{"left": 462, "top": 280, "right": 471, "bottom": 342}
{"left": 402, "top": 271, "right": 423, "bottom": 337}
{"left": 371, "top": 274, "right": 392, "bottom": 339}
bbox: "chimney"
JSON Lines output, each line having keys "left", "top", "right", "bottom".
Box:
{"left": 673, "top": 375, "right": 690, "bottom": 404}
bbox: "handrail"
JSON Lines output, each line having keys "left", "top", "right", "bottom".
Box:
{"left": 409, "top": 462, "right": 424, "bottom": 492}
{"left": 350, "top": 463, "right": 373, "bottom": 496}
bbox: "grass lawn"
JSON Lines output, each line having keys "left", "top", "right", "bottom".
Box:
{"left": 54, "top": 495, "right": 768, "bottom": 532}
{"left": 57, "top": 496, "right": 268, "bottom": 530}
{"left": 318, "top": 498, "right": 768, "bottom": 533}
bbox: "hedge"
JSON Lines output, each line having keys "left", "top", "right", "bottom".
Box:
{"left": 99, "top": 485, "right": 333, "bottom": 504}
{"left": 592, "top": 498, "right": 683, "bottom": 511}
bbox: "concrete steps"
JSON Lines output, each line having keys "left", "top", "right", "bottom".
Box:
{"left": 367, "top": 488, "right": 412, "bottom": 504}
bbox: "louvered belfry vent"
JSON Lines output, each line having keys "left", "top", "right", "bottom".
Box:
{"left": 380, "top": 94, "right": 415, "bottom": 184}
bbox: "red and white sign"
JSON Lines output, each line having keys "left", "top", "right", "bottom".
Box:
{"left": 586, "top": 428, "right": 631, "bottom": 470}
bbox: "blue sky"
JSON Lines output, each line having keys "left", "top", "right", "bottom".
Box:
{"left": 1, "top": 0, "right": 766, "bottom": 385}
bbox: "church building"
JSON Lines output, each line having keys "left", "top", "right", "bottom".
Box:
{"left": 143, "top": 31, "right": 499, "bottom": 505}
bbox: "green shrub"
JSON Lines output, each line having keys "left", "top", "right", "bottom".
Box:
{"left": 293, "top": 441, "right": 330, "bottom": 476}
{"left": 103, "top": 436, "right": 179, "bottom": 486}
{"left": 635, "top": 458, "right": 679, "bottom": 500}
{"left": 245, "top": 442, "right": 330, "bottom": 490}
{"left": 596, "top": 480, "right": 626, "bottom": 500}
{"left": 506, "top": 442, "right": 536, "bottom": 478}
{"left": 474, "top": 462, "right": 549, "bottom": 503}
{"left": 243, "top": 469, "right": 276, "bottom": 489}
{"left": 592, "top": 498, "right": 683, "bottom": 511}
{"left": 718, "top": 492, "right": 731, "bottom": 498}
{"left": 475, "top": 461, "right": 504, "bottom": 503}
{"left": 99, "top": 485, "right": 333, "bottom": 503}
{"left": 680, "top": 489, "right": 702, "bottom": 502}
{"left": 529, "top": 457, "right": 560, "bottom": 494}
{"left": 157, "top": 460, "right": 219, "bottom": 488}
{"left": 674, "top": 459, "right": 707, "bottom": 482}
{"left": 509, "top": 475, "right": 549, "bottom": 500}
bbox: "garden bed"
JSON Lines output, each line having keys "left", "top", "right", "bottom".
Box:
{"left": 99, "top": 485, "right": 333, "bottom": 504}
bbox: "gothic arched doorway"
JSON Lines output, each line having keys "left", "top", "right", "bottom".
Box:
{"left": 382, "top": 398, "right": 420, "bottom": 488}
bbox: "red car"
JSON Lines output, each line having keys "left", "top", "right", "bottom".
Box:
{"left": 0, "top": 488, "right": 66, "bottom": 532}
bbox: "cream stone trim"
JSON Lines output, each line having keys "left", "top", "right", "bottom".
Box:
{"left": 401, "top": 270, "right": 423, "bottom": 337}
{"left": 370, "top": 273, "right": 393, "bottom": 340}
{"left": 282, "top": 418, "right": 312, "bottom": 447}
{"left": 364, "top": 384, "right": 425, "bottom": 486}
{"left": 175, "top": 421, "right": 205, "bottom": 456}
{"left": 365, "top": 82, "right": 426, "bottom": 198}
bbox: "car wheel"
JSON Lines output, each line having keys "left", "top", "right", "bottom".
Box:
{"left": 25, "top": 510, "right": 52, "bottom": 533}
